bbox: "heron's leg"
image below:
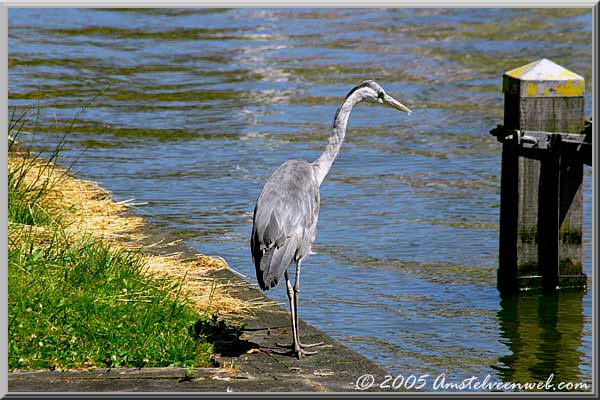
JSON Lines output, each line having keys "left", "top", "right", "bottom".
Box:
{"left": 285, "top": 270, "right": 301, "bottom": 355}
{"left": 273, "top": 272, "right": 295, "bottom": 349}
{"left": 293, "top": 262, "right": 324, "bottom": 350}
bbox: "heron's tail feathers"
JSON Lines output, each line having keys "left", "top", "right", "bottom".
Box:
{"left": 255, "top": 236, "right": 298, "bottom": 291}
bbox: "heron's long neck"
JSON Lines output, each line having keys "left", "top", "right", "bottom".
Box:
{"left": 312, "top": 90, "right": 362, "bottom": 186}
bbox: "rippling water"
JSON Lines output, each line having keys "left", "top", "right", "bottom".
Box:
{"left": 9, "top": 8, "right": 593, "bottom": 390}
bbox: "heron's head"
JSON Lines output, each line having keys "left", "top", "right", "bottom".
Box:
{"left": 356, "top": 80, "right": 412, "bottom": 114}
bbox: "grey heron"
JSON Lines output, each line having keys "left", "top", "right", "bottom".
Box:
{"left": 250, "top": 80, "right": 412, "bottom": 359}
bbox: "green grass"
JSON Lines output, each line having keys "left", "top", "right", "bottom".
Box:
{"left": 8, "top": 111, "right": 237, "bottom": 370}
{"left": 8, "top": 110, "right": 62, "bottom": 227}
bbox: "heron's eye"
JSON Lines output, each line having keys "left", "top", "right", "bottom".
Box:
{"left": 378, "top": 92, "right": 384, "bottom": 99}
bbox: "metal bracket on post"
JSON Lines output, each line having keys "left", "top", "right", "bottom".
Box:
{"left": 490, "top": 123, "right": 592, "bottom": 165}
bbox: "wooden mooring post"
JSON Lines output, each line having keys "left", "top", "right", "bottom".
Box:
{"left": 491, "top": 58, "right": 591, "bottom": 294}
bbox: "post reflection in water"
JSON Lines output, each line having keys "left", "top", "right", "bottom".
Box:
{"left": 495, "top": 291, "right": 586, "bottom": 390}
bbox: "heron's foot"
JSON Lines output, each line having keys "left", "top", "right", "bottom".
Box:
{"left": 299, "top": 340, "right": 325, "bottom": 348}
{"left": 269, "top": 346, "right": 319, "bottom": 359}
{"left": 275, "top": 340, "right": 325, "bottom": 350}
{"left": 294, "top": 347, "right": 318, "bottom": 359}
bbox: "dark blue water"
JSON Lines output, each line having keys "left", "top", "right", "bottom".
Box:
{"left": 9, "top": 8, "right": 593, "bottom": 390}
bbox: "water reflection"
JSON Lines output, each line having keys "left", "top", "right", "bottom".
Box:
{"left": 495, "top": 292, "right": 588, "bottom": 391}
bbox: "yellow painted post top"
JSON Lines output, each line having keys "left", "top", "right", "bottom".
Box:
{"left": 503, "top": 58, "right": 584, "bottom": 98}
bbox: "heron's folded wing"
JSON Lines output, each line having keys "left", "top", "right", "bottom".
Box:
{"left": 251, "top": 161, "right": 319, "bottom": 290}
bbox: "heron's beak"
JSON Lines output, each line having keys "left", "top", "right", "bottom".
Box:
{"left": 383, "top": 94, "right": 412, "bottom": 115}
